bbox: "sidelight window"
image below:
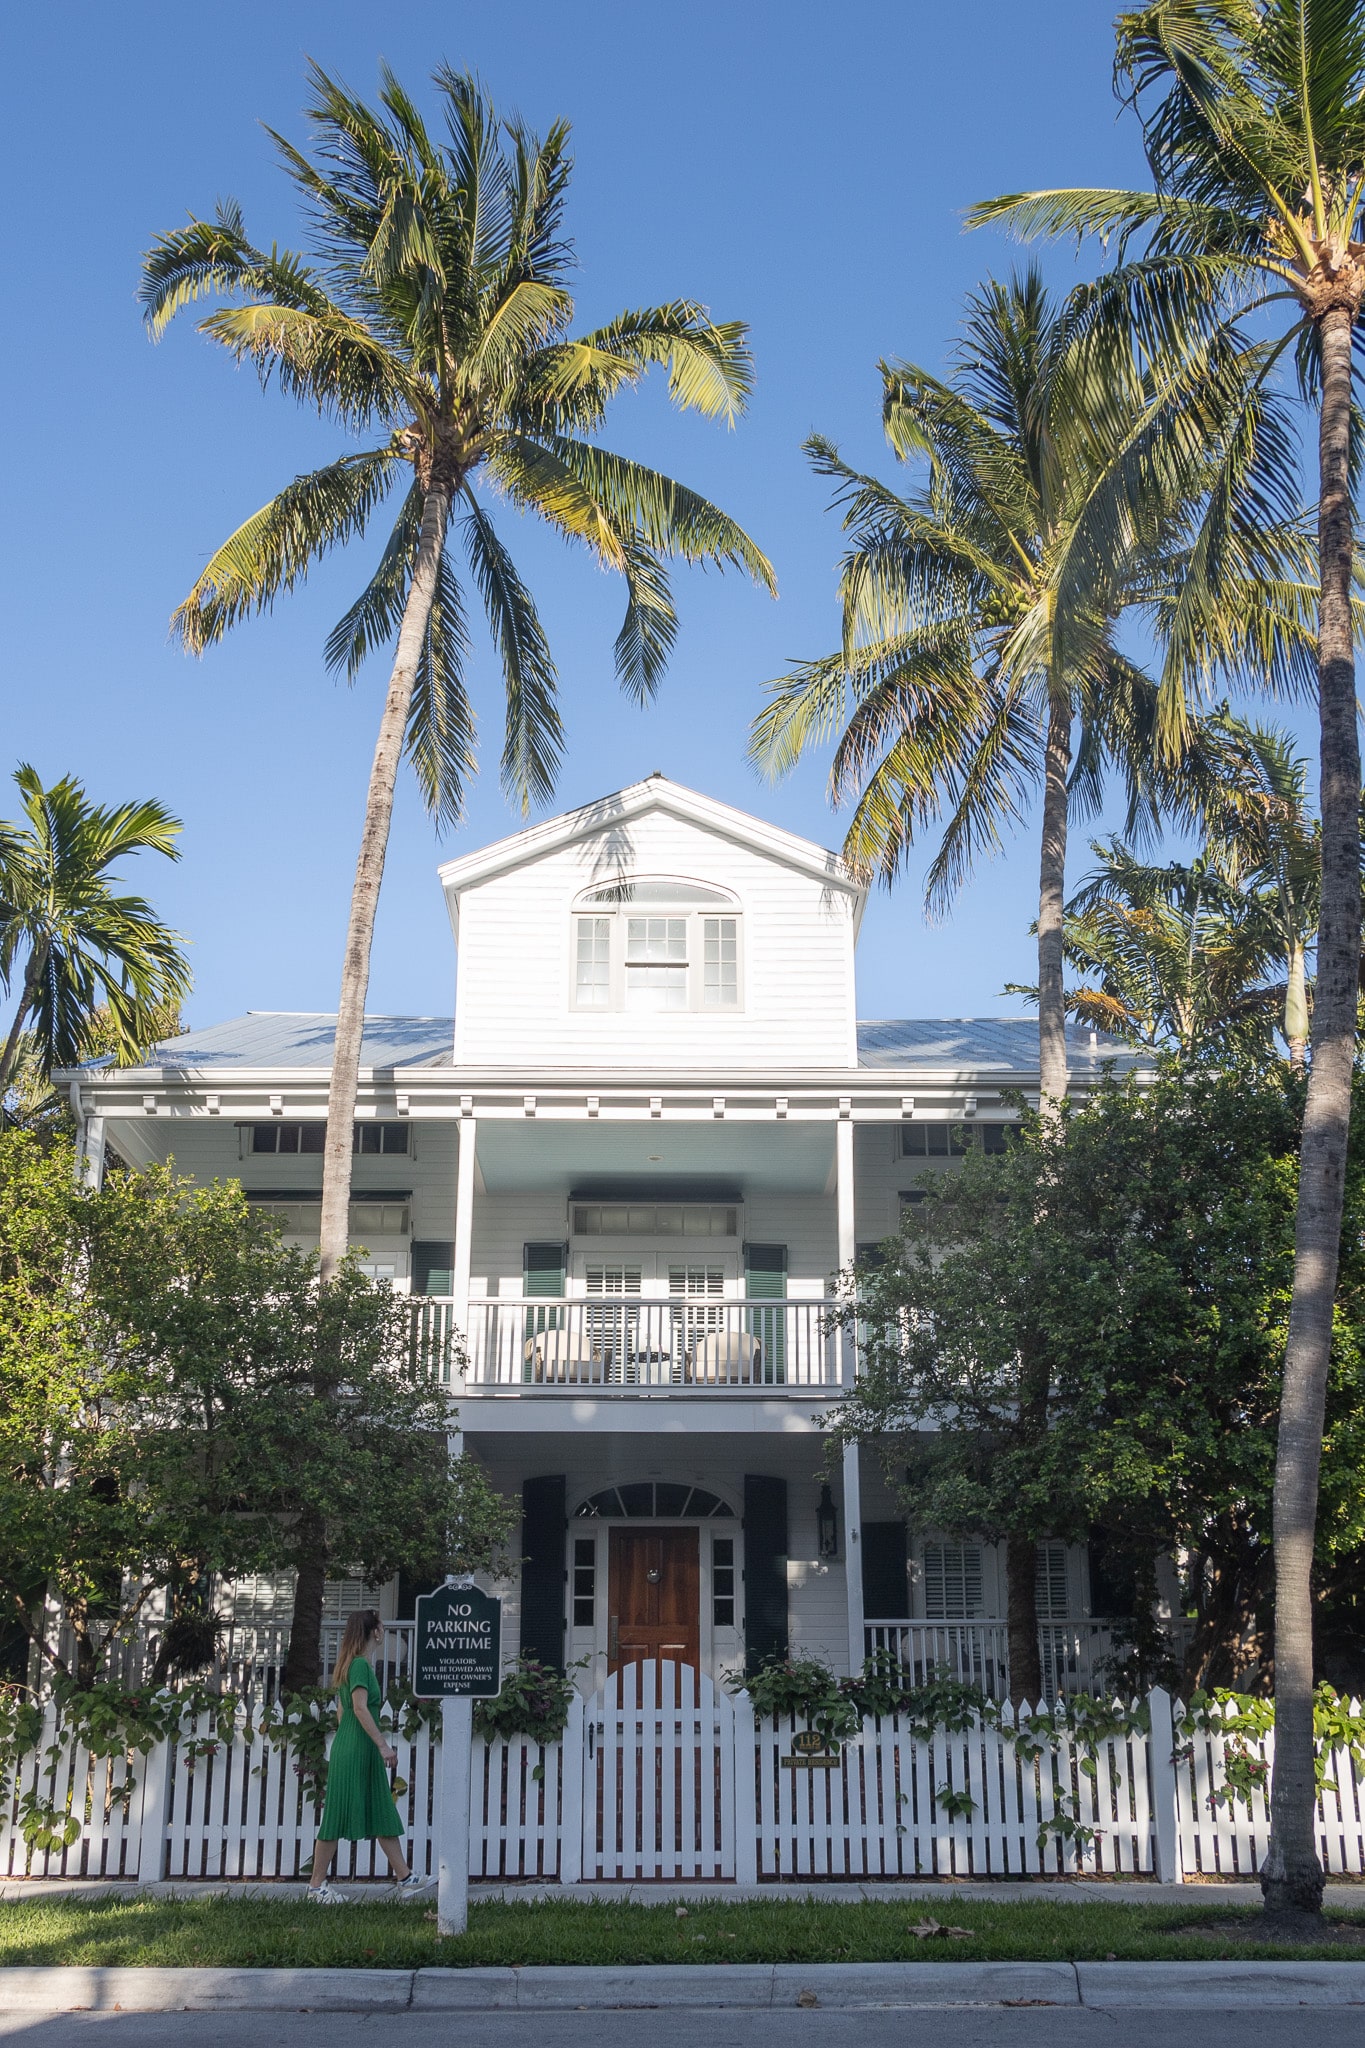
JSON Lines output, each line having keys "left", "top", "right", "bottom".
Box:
{"left": 712, "top": 1536, "right": 736, "bottom": 1627}
{"left": 572, "top": 1538, "right": 597, "bottom": 1627}
{"left": 575, "top": 917, "right": 612, "bottom": 1007}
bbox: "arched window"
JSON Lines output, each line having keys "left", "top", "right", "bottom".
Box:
{"left": 573, "top": 1483, "right": 734, "bottom": 1518}
{"left": 570, "top": 877, "right": 742, "bottom": 1014}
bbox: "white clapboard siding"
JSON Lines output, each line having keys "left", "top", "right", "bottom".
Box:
{"left": 1174, "top": 1697, "right": 1365, "bottom": 1878}
{"left": 452, "top": 808, "right": 858, "bottom": 1071}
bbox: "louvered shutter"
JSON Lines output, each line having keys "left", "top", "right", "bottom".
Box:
{"left": 519, "top": 1476, "right": 566, "bottom": 1672}
{"left": 743, "top": 1474, "right": 789, "bottom": 1673}
{"left": 1035, "top": 1542, "right": 1070, "bottom": 1620}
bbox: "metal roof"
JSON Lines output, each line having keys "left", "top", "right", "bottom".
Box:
{"left": 855, "top": 1018, "right": 1145, "bottom": 1071}
{"left": 129, "top": 1013, "right": 456, "bottom": 1072}
{"left": 120, "top": 1011, "right": 1143, "bottom": 1076}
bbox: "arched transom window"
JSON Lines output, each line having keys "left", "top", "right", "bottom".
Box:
{"left": 571, "top": 877, "right": 741, "bottom": 1014}
{"left": 574, "top": 1482, "right": 734, "bottom": 1518}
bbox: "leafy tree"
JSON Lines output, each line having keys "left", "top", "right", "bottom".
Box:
{"left": 140, "top": 64, "right": 774, "bottom": 1294}
{"left": 0, "top": 767, "right": 190, "bottom": 1097}
{"left": 0, "top": 1133, "right": 512, "bottom": 1690}
{"left": 972, "top": 0, "right": 1365, "bottom": 1916}
{"left": 831, "top": 1066, "right": 1365, "bottom": 1704}
{"left": 750, "top": 270, "right": 1310, "bottom": 1112}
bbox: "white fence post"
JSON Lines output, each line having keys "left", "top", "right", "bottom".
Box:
{"left": 1147, "top": 1686, "right": 1183, "bottom": 1884}
{"left": 731, "top": 1688, "right": 757, "bottom": 1885}
{"left": 438, "top": 1696, "right": 472, "bottom": 1934}
{"left": 134, "top": 1734, "right": 173, "bottom": 1886}
{"left": 559, "top": 1693, "right": 583, "bottom": 1886}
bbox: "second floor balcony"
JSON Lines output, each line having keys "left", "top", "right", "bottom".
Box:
{"left": 412, "top": 1296, "right": 843, "bottom": 1391}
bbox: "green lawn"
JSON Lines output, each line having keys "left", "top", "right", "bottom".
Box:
{"left": 0, "top": 1894, "right": 1363, "bottom": 1968}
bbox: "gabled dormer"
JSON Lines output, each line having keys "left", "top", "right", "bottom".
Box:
{"left": 439, "top": 777, "right": 866, "bottom": 1071}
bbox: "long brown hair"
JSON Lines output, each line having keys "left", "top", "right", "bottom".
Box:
{"left": 330, "top": 1608, "right": 382, "bottom": 1692}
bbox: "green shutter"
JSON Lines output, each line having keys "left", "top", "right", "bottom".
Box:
{"left": 744, "top": 1243, "right": 786, "bottom": 1382}
{"left": 523, "top": 1241, "right": 567, "bottom": 1378}
{"left": 411, "top": 1241, "right": 455, "bottom": 1296}
{"left": 524, "top": 1242, "right": 568, "bottom": 1295}
{"left": 520, "top": 1476, "right": 567, "bottom": 1672}
{"left": 743, "top": 1474, "right": 789, "bottom": 1673}
{"left": 861, "top": 1522, "right": 910, "bottom": 1620}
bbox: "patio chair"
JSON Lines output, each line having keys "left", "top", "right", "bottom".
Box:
{"left": 690, "top": 1328, "right": 761, "bottom": 1383}
{"left": 523, "top": 1328, "right": 599, "bottom": 1383}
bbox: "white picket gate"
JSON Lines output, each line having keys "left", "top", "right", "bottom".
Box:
{"left": 580, "top": 1661, "right": 747, "bottom": 1883}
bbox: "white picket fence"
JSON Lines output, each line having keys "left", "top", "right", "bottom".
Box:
{"left": 4, "top": 1680, "right": 1364, "bottom": 1886}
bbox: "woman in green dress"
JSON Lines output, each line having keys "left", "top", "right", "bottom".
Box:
{"left": 307, "top": 1609, "right": 429, "bottom": 1903}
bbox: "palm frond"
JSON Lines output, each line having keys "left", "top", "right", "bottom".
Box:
{"left": 173, "top": 448, "right": 399, "bottom": 654}
{"left": 405, "top": 549, "right": 475, "bottom": 830}
{"left": 459, "top": 492, "right": 563, "bottom": 811}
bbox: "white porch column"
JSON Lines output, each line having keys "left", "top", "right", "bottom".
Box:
{"left": 843, "top": 1442, "right": 865, "bottom": 1678}
{"left": 79, "top": 1115, "right": 106, "bottom": 1191}
{"left": 835, "top": 1118, "right": 856, "bottom": 1375}
{"left": 449, "top": 1115, "right": 477, "bottom": 1455}
{"left": 834, "top": 1119, "right": 863, "bottom": 1673}
{"left": 452, "top": 1115, "right": 477, "bottom": 1329}
{"left": 68, "top": 1085, "right": 106, "bottom": 1190}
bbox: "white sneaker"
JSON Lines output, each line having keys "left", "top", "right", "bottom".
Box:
{"left": 306, "top": 1882, "right": 347, "bottom": 1906}
{"left": 390, "top": 1870, "right": 433, "bottom": 1896}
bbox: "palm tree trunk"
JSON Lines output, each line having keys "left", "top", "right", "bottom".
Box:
{"left": 0, "top": 943, "right": 47, "bottom": 1095}
{"left": 318, "top": 480, "right": 452, "bottom": 1281}
{"left": 1285, "top": 940, "right": 1309, "bottom": 1073}
{"left": 1261, "top": 302, "right": 1362, "bottom": 1919}
{"left": 1036, "top": 693, "right": 1071, "bottom": 1114}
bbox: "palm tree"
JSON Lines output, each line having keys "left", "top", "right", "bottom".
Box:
{"left": 142, "top": 63, "right": 774, "bottom": 1288}
{"left": 1054, "top": 840, "right": 1292, "bottom": 1058}
{"left": 1203, "top": 715, "right": 1322, "bottom": 1068}
{"left": 0, "top": 767, "right": 190, "bottom": 1097}
{"left": 1047, "top": 718, "right": 1323, "bottom": 1063}
{"left": 751, "top": 270, "right": 1309, "bottom": 1700}
{"left": 750, "top": 271, "right": 1305, "bottom": 1114}
{"left": 970, "top": 0, "right": 1364, "bottom": 1917}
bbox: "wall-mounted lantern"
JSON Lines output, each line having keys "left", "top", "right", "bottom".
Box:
{"left": 817, "top": 1483, "right": 839, "bottom": 1560}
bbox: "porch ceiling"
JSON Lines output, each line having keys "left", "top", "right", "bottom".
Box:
{"left": 472, "top": 1117, "right": 835, "bottom": 1195}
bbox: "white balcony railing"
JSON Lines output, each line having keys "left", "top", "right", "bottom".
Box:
{"left": 412, "top": 1297, "right": 843, "bottom": 1389}
{"left": 863, "top": 1618, "right": 1184, "bottom": 1701}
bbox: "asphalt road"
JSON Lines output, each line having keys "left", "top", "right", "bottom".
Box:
{"left": 0, "top": 2011, "right": 1361, "bottom": 2048}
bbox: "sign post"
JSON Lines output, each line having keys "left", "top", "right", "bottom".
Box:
{"left": 413, "top": 1579, "right": 502, "bottom": 1936}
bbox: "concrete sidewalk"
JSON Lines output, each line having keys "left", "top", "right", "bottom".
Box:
{"left": 5, "top": 1878, "right": 1365, "bottom": 1906}
{"left": 2, "top": 1960, "right": 1365, "bottom": 2011}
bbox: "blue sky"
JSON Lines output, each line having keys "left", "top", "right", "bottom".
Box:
{"left": 0, "top": 0, "right": 1317, "bottom": 1030}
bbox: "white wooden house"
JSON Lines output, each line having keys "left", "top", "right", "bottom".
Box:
{"left": 64, "top": 776, "right": 1152, "bottom": 1696}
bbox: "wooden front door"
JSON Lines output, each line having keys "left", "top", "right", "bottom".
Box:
{"left": 608, "top": 1527, "right": 700, "bottom": 1672}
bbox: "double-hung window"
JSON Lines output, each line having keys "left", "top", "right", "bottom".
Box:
{"left": 570, "top": 877, "right": 742, "bottom": 1013}
{"left": 625, "top": 915, "right": 688, "bottom": 1010}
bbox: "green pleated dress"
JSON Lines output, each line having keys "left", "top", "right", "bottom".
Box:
{"left": 318, "top": 1655, "right": 404, "bottom": 1841}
